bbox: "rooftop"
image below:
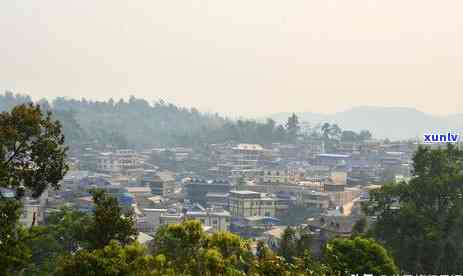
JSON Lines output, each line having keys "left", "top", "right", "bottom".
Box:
{"left": 137, "top": 232, "right": 154, "bottom": 244}
{"left": 234, "top": 144, "right": 264, "bottom": 151}
{"left": 229, "top": 190, "right": 260, "bottom": 195}
{"left": 126, "top": 187, "right": 152, "bottom": 193}
{"left": 316, "top": 153, "right": 351, "bottom": 158}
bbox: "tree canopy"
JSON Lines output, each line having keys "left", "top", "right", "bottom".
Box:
{"left": 323, "top": 237, "right": 398, "bottom": 275}
{"left": 366, "top": 144, "right": 463, "bottom": 274}
{"left": 0, "top": 92, "right": 373, "bottom": 149}
{"left": 0, "top": 103, "right": 68, "bottom": 274}
{"left": 0, "top": 103, "right": 68, "bottom": 198}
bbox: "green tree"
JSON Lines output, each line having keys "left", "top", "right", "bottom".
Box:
{"left": 323, "top": 237, "right": 398, "bottom": 275}
{"left": 278, "top": 226, "right": 298, "bottom": 263}
{"left": 198, "top": 248, "right": 226, "bottom": 275}
{"left": 358, "top": 130, "right": 372, "bottom": 141}
{"left": 24, "top": 207, "right": 92, "bottom": 274}
{"left": 153, "top": 220, "right": 205, "bottom": 273}
{"left": 285, "top": 113, "right": 300, "bottom": 141}
{"left": 328, "top": 124, "right": 342, "bottom": 141}
{"left": 341, "top": 130, "right": 359, "bottom": 142}
{"left": 0, "top": 104, "right": 68, "bottom": 275}
{"left": 351, "top": 217, "right": 367, "bottom": 237}
{"left": 293, "top": 251, "right": 330, "bottom": 276}
{"left": 321, "top": 123, "right": 331, "bottom": 140}
{"left": 0, "top": 199, "right": 31, "bottom": 275}
{"left": 45, "top": 207, "right": 90, "bottom": 253}
{"left": 251, "top": 255, "right": 292, "bottom": 276}
{"left": 54, "top": 241, "right": 173, "bottom": 276}
{"left": 366, "top": 144, "right": 463, "bottom": 273}
{"left": 84, "top": 189, "right": 137, "bottom": 250}
{"left": 0, "top": 103, "right": 68, "bottom": 198}
{"left": 296, "top": 232, "right": 314, "bottom": 256}
{"left": 207, "top": 231, "right": 242, "bottom": 259}
{"left": 256, "top": 240, "right": 272, "bottom": 262}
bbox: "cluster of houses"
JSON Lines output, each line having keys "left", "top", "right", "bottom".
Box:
{"left": 11, "top": 139, "right": 419, "bottom": 250}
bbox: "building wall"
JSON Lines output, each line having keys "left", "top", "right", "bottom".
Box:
{"left": 229, "top": 193, "right": 276, "bottom": 218}
{"left": 187, "top": 213, "right": 230, "bottom": 232}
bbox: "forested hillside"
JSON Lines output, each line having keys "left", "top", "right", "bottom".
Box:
{"left": 0, "top": 92, "right": 293, "bottom": 148}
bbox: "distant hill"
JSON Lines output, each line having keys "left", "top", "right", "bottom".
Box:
{"left": 2, "top": 91, "right": 460, "bottom": 143}
{"left": 268, "top": 106, "right": 462, "bottom": 140}
{"left": 0, "top": 92, "right": 293, "bottom": 148}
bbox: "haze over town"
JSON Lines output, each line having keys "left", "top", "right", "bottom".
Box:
{"left": 2, "top": 2, "right": 463, "bottom": 275}
{"left": 2, "top": 0, "right": 463, "bottom": 117}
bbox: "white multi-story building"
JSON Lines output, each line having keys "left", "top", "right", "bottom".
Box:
{"left": 186, "top": 206, "right": 231, "bottom": 232}
{"left": 228, "top": 190, "right": 276, "bottom": 218}
{"left": 142, "top": 170, "right": 176, "bottom": 197}
{"left": 96, "top": 150, "right": 142, "bottom": 174}
{"left": 298, "top": 190, "right": 330, "bottom": 209}
{"left": 227, "top": 144, "right": 264, "bottom": 178}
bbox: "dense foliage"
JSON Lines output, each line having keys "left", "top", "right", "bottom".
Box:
{"left": 0, "top": 103, "right": 68, "bottom": 274}
{"left": 0, "top": 91, "right": 372, "bottom": 148}
{"left": 54, "top": 219, "right": 396, "bottom": 276}
{"left": 323, "top": 237, "right": 398, "bottom": 275}
{"left": 366, "top": 144, "right": 463, "bottom": 274}
{"left": 0, "top": 103, "right": 68, "bottom": 198}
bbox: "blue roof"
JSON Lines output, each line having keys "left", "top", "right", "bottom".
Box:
{"left": 0, "top": 188, "right": 15, "bottom": 198}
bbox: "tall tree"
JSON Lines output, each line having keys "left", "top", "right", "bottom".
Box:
{"left": 0, "top": 199, "right": 31, "bottom": 275}
{"left": 84, "top": 189, "right": 137, "bottom": 250}
{"left": 341, "top": 130, "right": 359, "bottom": 142}
{"left": 366, "top": 144, "right": 463, "bottom": 273}
{"left": 328, "top": 124, "right": 342, "bottom": 141}
{"left": 153, "top": 220, "right": 206, "bottom": 273}
{"left": 0, "top": 104, "right": 68, "bottom": 274}
{"left": 0, "top": 103, "right": 68, "bottom": 198}
{"left": 54, "top": 241, "right": 172, "bottom": 276}
{"left": 358, "top": 129, "right": 372, "bottom": 141}
{"left": 351, "top": 217, "right": 367, "bottom": 237}
{"left": 278, "top": 226, "right": 298, "bottom": 263}
{"left": 323, "top": 237, "right": 398, "bottom": 275}
{"left": 285, "top": 113, "right": 300, "bottom": 141}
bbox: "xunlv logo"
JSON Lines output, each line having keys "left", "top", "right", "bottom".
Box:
{"left": 423, "top": 132, "right": 460, "bottom": 143}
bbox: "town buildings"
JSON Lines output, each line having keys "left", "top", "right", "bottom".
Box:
{"left": 50, "top": 137, "right": 418, "bottom": 247}
{"left": 142, "top": 170, "right": 176, "bottom": 197}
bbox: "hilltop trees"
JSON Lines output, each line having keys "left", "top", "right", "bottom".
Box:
{"left": 285, "top": 113, "right": 300, "bottom": 141}
{"left": 0, "top": 92, "right": 377, "bottom": 149}
{"left": 0, "top": 92, "right": 294, "bottom": 147}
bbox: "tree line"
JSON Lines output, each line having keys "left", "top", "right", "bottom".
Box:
{"left": 0, "top": 91, "right": 372, "bottom": 149}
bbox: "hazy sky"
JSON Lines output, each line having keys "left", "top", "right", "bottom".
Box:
{"left": 1, "top": 0, "right": 463, "bottom": 117}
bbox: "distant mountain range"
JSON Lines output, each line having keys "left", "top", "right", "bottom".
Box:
{"left": 268, "top": 106, "right": 463, "bottom": 140}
